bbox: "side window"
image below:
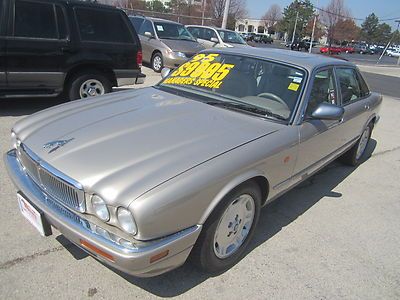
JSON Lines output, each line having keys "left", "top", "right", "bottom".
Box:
{"left": 187, "top": 27, "right": 200, "bottom": 38}
{"left": 75, "top": 8, "right": 134, "bottom": 43}
{"left": 56, "top": 6, "right": 68, "bottom": 39}
{"left": 203, "top": 28, "right": 217, "bottom": 41}
{"left": 138, "top": 20, "right": 154, "bottom": 36}
{"left": 14, "top": 0, "right": 57, "bottom": 39}
{"left": 306, "top": 69, "right": 337, "bottom": 116}
{"left": 356, "top": 71, "right": 370, "bottom": 97}
{"left": 336, "top": 68, "right": 362, "bottom": 105}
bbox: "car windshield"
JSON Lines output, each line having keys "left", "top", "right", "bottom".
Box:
{"left": 154, "top": 22, "right": 196, "bottom": 41}
{"left": 159, "top": 53, "right": 306, "bottom": 122}
{"left": 217, "top": 30, "right": 246, "bottom": 44}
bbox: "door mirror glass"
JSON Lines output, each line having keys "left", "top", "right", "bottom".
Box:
{"left": 210, "top": 37, "right": 219, "bottom": 43}
{"left": 161, "top": 67, "right": 171, "bottom": 79}
{"left": 311, "top": 102, "right": 344, "bottom": 120}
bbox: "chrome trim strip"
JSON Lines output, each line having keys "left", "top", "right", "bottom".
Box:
{"left": 5, "top": 149, "right": 202, "bottom": 255}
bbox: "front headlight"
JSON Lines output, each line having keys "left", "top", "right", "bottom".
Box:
{"left": 174, "top": 51, "right": 186, "bottom": 58}
{"left": 91, "top": 195, "right": 110, "bottom": 221}
{"left": 117, "top": 207, "right": 137, "bottom": 235}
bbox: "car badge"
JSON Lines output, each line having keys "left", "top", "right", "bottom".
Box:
{"left": 43, "top": 138, "right": 74, "bottom": 154}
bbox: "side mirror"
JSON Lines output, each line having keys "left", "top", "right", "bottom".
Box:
{"left": 144, "top": 31, "right": 153, "bottom": 38}
{"left": 311, "top": 102, "right": 344, "bottom": 121}
{"left": 210, "top": 37, "right": 219, "bottom": 43}
{"left": 161, "top": 67, "right": 171, "bottom": 79}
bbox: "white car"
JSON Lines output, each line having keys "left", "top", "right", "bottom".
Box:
{"left": 186, "top": 25, "right": 249, "bottom": 49}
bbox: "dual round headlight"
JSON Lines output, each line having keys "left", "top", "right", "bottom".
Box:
{"left": 91, "top": 195, "right": 137, "bottom": 235}
{"left": 117, "top": 207, "right": 137, "bottom": 235}
{"left": 91, "top": 195, "right": 110, "bottom": 221}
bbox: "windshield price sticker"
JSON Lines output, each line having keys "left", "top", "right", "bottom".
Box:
{"left": 164, "top": 54, "right": 234, "bottom": 89}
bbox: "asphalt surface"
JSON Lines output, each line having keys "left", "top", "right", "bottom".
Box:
{"left": 1, "top": 61, "right": 399, "bottom": 299}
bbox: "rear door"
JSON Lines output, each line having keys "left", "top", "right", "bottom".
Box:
{"left": 6, "top": 0, "right": 69, "bottom": 91}
{"left": 137, "top": 19, "right": 157, "bottom": 63}
{"left": 0, "top": 0, "right": 8, "bottom": 89}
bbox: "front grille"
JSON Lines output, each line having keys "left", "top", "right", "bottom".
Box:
{"left": 17, "top": 144, "right": 86, "bottom": 212}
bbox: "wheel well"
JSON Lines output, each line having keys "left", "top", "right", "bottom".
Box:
{"left": 151, "top": 50, "right": 162, "bottom": 60}
{"left": 65, "top": 64, "right": 116, "bottom": 89}
{"left": 252, "top": 176, "right": 270, "bottom": 206}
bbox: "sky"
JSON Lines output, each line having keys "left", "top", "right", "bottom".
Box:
{"left": 246, "top": 0, "right": 400, "bottom": 30}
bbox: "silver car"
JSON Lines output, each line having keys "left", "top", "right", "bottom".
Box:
{"left": 5, "top": 48, "right": 381, "bottom": 277}
{"left": 129, "top": 16, "right": 204, "bottom": 72}
{"left": 187, "top": 25, "right": 249, "bottom": 49}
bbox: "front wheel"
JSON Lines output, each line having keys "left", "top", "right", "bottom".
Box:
{"left": 340, "top": 123, "right": 373, "bottom": 166}
{"left": 191, "top": 182, "right": 261, "bottom": 274}
{"left": 151, "top": 53, "right": 163, "bottom": 73}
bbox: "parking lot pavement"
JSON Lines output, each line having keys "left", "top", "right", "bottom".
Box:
{"left": 1, "top": 69, "right": 400, "bottom": 299}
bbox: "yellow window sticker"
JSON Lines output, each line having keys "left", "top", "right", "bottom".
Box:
{"left": 288, "top": 82, "right": 300, "bottom": 91}
{"left": 165, "top": 54, "right": 234, "bottom": 89}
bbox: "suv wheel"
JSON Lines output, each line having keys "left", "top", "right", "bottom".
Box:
{"left": 152, "top": 53, "right": 163, "bottom": 73}
{"left": 68, "top": 71, "right": 111, "bottom": 100}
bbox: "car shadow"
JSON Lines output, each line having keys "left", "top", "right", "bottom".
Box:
{"left": 0, "top": 97, "right": 66, "bottom": 117}
{"left": 59, "top": 140, "right": 376, "bottom": 297}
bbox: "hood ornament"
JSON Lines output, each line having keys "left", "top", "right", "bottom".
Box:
{"left": 43, "top": 138, "right": 74, "bottom": 154}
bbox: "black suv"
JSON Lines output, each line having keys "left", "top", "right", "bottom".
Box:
{"left": 0, "top": 0, "right": 145, "bottom": 100}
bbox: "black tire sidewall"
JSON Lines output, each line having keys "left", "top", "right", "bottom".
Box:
{"left": 152, "top": 53, "right": 163, "bottom": 73}
{"left": 68, "top": 72, "right": 111, "bottom": 101}
{"left": 192, "top": 181, "right": 262, "bottom": 274}
{"left": 342, "top": 122, "right": 373, "bottom": 166}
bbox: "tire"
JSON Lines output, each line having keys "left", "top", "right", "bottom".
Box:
{"left": 191, "top": 181, "right": 261, "bottom": 274}
{"left": 340, "top": 122, "right": 373, "bottom": 166}
{"left": 68, "top": 71, "right": 111, "bottom": 101}
{"left": 151, "top": 52, "right": 163, "bottom": 73}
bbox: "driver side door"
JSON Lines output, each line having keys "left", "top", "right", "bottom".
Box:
{"left": 294, "top": 67, "right": 345, "bottom": 176}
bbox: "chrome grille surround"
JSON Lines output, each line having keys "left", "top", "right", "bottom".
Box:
{"left": 17, "top": 144, "right": 86, "bottom": 212}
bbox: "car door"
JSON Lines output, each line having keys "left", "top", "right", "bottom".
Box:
{"left": 294, "top": 67, "right": 345, "bottom": 176}
{"left": 335, "top": 67, "right": 373, "bottom": 145}
{"left": 137, "top": 19, "right": 157, "bottom": 63}
{"left": 6, "top": 0, "right": 69, "bottom": 90}
{"left": 0, "top": 0, "right": 8, "bottom": 89}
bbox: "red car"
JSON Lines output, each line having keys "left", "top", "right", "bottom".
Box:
{"left": 341, "top": 46, "right": 355, "bottom": 53}
{"left": 319, "top": 46, "right": 341, "bottom": 54}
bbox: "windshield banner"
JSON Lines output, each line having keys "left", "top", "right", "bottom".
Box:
{"left": 163, "top": 54, "right": 234, "bottom": 89}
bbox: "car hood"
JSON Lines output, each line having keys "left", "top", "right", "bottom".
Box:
{"left": 161, "top": 39, "right": 205, "bottom": 53}
{"left": 14, "top": 88, "right": 281, "bottom": 206}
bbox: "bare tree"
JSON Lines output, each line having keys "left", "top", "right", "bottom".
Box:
{"left": 261, "top": 4, "right": 282, "bottom": 32}
{"left": 321, "top": 0, "right": 350, "bottom": 48}
{"left": 211, "top": 0, "right": 248, "bottom": 28}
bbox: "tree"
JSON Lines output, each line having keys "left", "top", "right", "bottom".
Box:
{"left": 333, "top": 19, "right": 360, "bottom": 42}
{"left": 303, "top": 16, "right": 325, "bottom": 41}
{"left": 278, "top": 0, "right": 315, "bottom": 41}
{"left": 375, "top": 23, "right": 392, "bottom": 44}
{"left": 146, "top": 0, "right": 169, "bottom": 12}
{"left": 261, "top": 4, "right": 282, "bottom": 34}
{"left": 321, "top": 0, "right": 351, "bottom": 46}
{"left": 361, "top": 13, "right": 379, "bottom": 43}
{"left": 211, "top": 0, "right": 248, "bottom": 29}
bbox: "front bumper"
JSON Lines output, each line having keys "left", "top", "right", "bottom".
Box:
{"left": 163, "top": 53, "right": 190, "bottom": 69}
{"left": 4, "top": 149, "right": 201, "bottom": 277}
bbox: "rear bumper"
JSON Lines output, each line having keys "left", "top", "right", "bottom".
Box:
{"left": 4, "top": 149, "right": 201, "bottom": 277}
{"left": 114, "top": 69, "right": 146, "bottom": 86}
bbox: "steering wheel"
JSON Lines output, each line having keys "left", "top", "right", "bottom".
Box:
{"left": 257, "top": 92, "right": 289, "bottom": 110}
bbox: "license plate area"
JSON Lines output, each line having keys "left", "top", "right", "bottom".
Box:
{"left": 17, "top": 193, "right": 52, "bottom": 236}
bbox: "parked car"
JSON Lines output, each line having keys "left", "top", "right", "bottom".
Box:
{"left": 253, "top": 34, "right": 273, "bottom": 44}
{"left": 0, "top": 0, "right": 145, "bottom": 100}
{"left": 5, "top": 48, "right": 381, "bottom": 278}
{"left": 354, "top": 44, "right": 374, "bottom": 54}
{"left": 341, "top": 46, "right": 355, "bottom": 53}
{"left": 129, "top": 16, "right": 204, "bottom": 72}
{"left": 387, "top": 49, "right": 400, "bottom": 57}
{"left": 320, "top": 46, "right": 342, "bottom": 54}
{"left": 291, "top": 40, "right": 312, "bottom": 51}
{"left": 245, "top": 32, "right": 256, "bottom": 42}
{"left": 187, "top": 25, "right": 249, "bottom": 49}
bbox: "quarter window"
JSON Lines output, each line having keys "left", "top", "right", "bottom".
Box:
{"left": 14, "top": 0, "right": 57, "bottom": 39}
{"left": 336, "top": 68, "right": 362, "bottom": 104}
{"left": 75, "top": 8, "right": 133, "bottom": 43}
{"left": 306, "top": 69, "right": 337, "bottom": 116}
{"left": 56, "top": 6, "right": 68, "bottom": 39}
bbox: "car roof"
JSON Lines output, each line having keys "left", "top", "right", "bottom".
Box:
{"left": 128, "top": 15, "right": 182, "bottom": 25}
{"left": 48, "top": 0, "right": 117, "bottom": 9}
{"left": 186, "top": 25, "right": 236, "bottom": 33}
{"left": 203, "top": 47, "right": 355, "bottom": 71}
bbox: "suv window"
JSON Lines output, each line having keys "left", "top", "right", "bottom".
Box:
{"left": 203, "top": 28, "right": 217, "bottom": 41}
{"left": 56, "top": 6, "right": 68, "bottom": 39}
{"left": 138, "top": 20, "right": 154, "bottom": 36}
{"left": 306, "top": 68, "right": 337, "bottom": 116}
{"left": 75, "top": 8, "right": 134, "bottom": 43}
{"left": 14, "top": 0, "right": 57, "bottom": 39}
{"left": 336, "top": 68, "right": 362, "bottom": 105}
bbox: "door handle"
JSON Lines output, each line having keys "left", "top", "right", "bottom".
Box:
{"left": 364, "top": 104, "right": 370, "bottom": 110}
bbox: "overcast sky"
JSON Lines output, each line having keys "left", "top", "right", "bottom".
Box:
{"left": 246, "top": 0, "right": 400, "bottom": 30}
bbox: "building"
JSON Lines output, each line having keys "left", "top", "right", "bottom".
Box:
{"left": 235, "top": 19, "right": 268, "bottom": 35}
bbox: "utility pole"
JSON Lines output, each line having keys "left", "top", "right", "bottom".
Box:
{"left": 377, "top": 20, "right": 400, "bottom": 64}
{"left": 291, "top": 11, "right": 299, "bottom": 45}
{"left": 309, "top": 0, "right": 319, "bottom": 53}
{"left": 221, "top": 0, "right": 231, "bottom": 29}
{"left": 201, "top": 0, "right": 206, "bottom": 25}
